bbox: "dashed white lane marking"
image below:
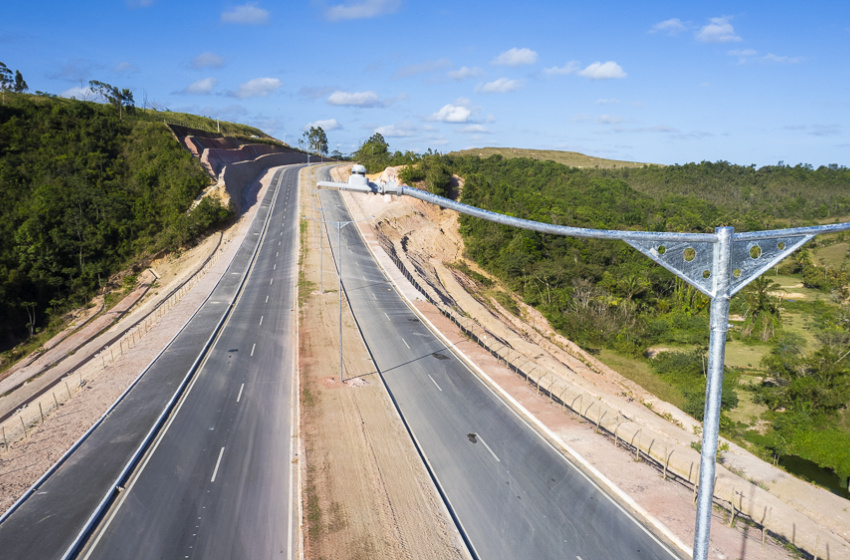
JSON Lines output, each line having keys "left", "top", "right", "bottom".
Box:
{"left": 276, "top": 252, "right": 279, "bottom": 257}
{"left": 428, "top": 374, "right": 442, "bottom": 392}
{"left": 273, "top": 264, "right": 277, "bottom": 270}
{"left": 265, "top": 295, "right": 269, "bottom": 304}
{"left": 402, "top": 338, "right": 410, "bottom": 349}
{"left": 478, "top": 435, "right": 501, "bottom": 462}
{"left": 259, "top": 315, "right": 264, "bottom": 326}
{"left": 211, "top": 447, "right": 225, "bottom": 483}
{"left": 269, "top": 278, "right": 274, "bottom": 285}
{"left": 384, "top": 312, "right": 390, "bottom": 321}
{"left": 372, "top": 292, "right": 377, "bottom": 300}
{"left": 250, "top": 343, "right": 256, "bottom": 357}
{"left": 237, "top": 383, "right": 245, "bottom": 403}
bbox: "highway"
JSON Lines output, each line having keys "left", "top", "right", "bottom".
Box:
{"left": 81, "top": 165, "right": 301, "bottom": 559}
{"left": 317, "top": 169, "right": 682, "bottom": 560}
{"left": 0, "top": 165, "right": 300, "bottom": 559}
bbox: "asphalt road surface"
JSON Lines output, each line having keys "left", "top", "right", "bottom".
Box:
{"left": 81, "top": 166, "right": 301, "bottom": 559}
{"left": 0, "top": 165, "right": 300, "bottom": 559}
{"left": 316, "top": 170, "right": 682, "bottom": 560}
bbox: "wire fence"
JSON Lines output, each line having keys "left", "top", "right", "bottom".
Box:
{"left": 0, "top": 239, "right": 227, "bottom": 455}
{"left": 380, "top": 240, "right": 800, "bottom": 554}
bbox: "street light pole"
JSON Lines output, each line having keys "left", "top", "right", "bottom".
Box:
{"left": 318, "top": 173, "right": 850, "bottom": 560}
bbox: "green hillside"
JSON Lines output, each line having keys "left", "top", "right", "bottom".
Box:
{"left": 0, "top": 92, "right": 237, "bottom": 352}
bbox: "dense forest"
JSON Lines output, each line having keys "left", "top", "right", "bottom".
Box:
{"left": 0, "top": 91, "right": 233, "bottom": 349}
{"left": 394, "top": 151, "right": 850, "bottom": 491}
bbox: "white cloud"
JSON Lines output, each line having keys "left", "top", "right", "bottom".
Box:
{"left": 459, "top": 124, "right": 489, "bottom": 134}
{"left": 650, "top": 18, "right": 686, "bottom": 34}
{"left": 475, "top": 78, "right": 522, "bottom": 93}
{"left": 325, "top": 0, "right": 400, "bottom": 21}
{"left": 596, "top": 114, "right": 628, "bottom": 124}
{"left": 113, "top": 61, "right": 138, "bottom": 74}
{"left": 192, "top": 52, "right": 225, "bottom": 69}
{"left": 327, "top": 90, "right": 381, "bottom": 107}
{"left": 396, "top": 58, "right": 451, "bottom": 78}
{"left": 578, "top": 61, "right": 626, "bottom": 80}
{"left": 763, "top": 53, "right": 803, "bottom": 64}
{"left": 595, "top": 98, "right": 620, "bottom": 105}
{"left": 375, "top": 121, "right": 417, "bottom": 137}
{"left": 431, "top": 103, "right": 472, "bottom": 123}
{"left": 448, "top": 66, "right": 483, "bottom": 80}
{"left": 492, "top": 47, "right": 538, "bottom": 67}
{"left": 221, "top": 3, "right": 270, "bottom": 24}
{"left": 697, "top": 16, "right": 741, "bottom": 43}
{"left": 543, "top": 61, "right": 580, "bottom": 76}
{"left": 233, "top": 77, "right": 281, "bottom": 98}
{"left": 306, "top": 119, "right": 341, "bottom": 131}
{"left": 185, "top": 77, "right": 218, "bottom": 94}
{"left": 59, "top": 86, "right": 95, "bottom": 100}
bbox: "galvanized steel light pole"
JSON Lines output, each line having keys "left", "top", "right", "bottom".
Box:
{"left": 319, "top": 167, "right": 850, "bottom": 560}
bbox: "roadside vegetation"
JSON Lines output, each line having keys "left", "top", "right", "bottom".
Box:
{"left": 0, "top": 77, "right": 237, "bottom": 357}
{"left": 380, "top": 143, "right": 850, "bottom": 496}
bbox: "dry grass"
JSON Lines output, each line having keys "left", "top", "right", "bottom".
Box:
{"left": 450, "top": 147, "right": 657, "bottom": 169}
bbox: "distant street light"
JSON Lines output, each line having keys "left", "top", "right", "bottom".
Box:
{"left": 302, "top": 209, "right": 374, "bottom": 382}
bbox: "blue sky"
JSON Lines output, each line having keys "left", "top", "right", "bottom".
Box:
{"left": 3, "top": 1, "right": 849, "bottom": 166}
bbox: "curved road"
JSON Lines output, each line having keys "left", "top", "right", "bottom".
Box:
{"left": 317, "top": 169, "right": 683, "bottom": 560}
{"left": 0, "top": 165, "right": 300, "bottom": 559}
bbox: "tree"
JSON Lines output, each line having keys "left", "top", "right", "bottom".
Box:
{"left": 13, "top": 70, "right": 28, "bottom": 93}
{"left": 741, "top": 275, "right": 782, "bottom": 340}
{"left": 89, "top": 80, "right": 134, "bottom": 119}
{"left": 302, "top": 126, "right": 328, "bottom": 155}
{"left": 0, "top": 62, "right": 12, "bottom": 102}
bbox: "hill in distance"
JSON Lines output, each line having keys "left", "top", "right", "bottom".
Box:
{"left": 451, "top": 147, "right": 658, "bottom": 169}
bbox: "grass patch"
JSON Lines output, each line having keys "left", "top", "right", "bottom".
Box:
{"left": 813, "top": 241, "right": 849, "bottom": 269}
{"left": 724, "top": 341, "right": 771, "bottom": 371}
{"left": 450, "top": 147, "right": 655, "bottom": 169}
{"left": 595, "top": 349, "right": 687, "bottom": 409}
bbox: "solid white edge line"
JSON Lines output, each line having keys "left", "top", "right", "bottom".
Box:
{"left": 341, "top": 187, "right": 686, "bottom": 560}
{"left": 210, "top": 447, "right": 225, "bottom": 483}
{"left": 477, "top": 435, "right": 501, "bottom": 463}
{"left": 236, "top": 383, "right": 245, "bottom": 403}
{"left": 428, "top": 374, "right": 442, "bottom": 392}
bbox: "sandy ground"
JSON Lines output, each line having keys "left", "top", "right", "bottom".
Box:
{"left": 335, "top": 164, "right": 849, "bottom": 560}
{"left": 0, "top": 170, "right": 276, "bottom": 515}
{"left": 298, "top": 167, "right": 469, "bottom": 560}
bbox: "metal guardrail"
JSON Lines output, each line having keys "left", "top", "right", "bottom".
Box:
{"left": 319, "top": 168, "right": 850, "bottom": 560}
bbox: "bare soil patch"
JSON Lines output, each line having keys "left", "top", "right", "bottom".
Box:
{"left": 298, "top": 167, "right": 468, "bottom": 560}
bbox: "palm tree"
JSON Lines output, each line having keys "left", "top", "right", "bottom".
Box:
{"left": 742, "top": 275, "right": 782, "bottom": 341}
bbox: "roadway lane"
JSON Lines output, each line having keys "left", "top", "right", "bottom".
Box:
{"left": 82, "top": 166, "right": 301, "bottom": 559}
{"left": 317, "top": 170, "right": 682, "bottom": 560}
{"left": 0, "top": 165, "right": 297, "bottom": 559}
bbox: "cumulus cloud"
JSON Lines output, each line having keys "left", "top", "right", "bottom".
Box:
{"left": 221, "top": 3, "right": 270, "bottom": 24}
{"left": 183, "top": 77, "right": 218, "bottom": 94}
{"left": 448, "top": 66, "right": 483, "bottom": 81}
{"left": 492, "top": 47, "right": 538, "bottom": 67}
{"left": 327, "top": 90, "right": 381, "bottom": 107}
{"left": 475, "top": 78, "right": 522, "bottom": 93}
{"left": 375, "top": 121, "right": 417, "bottom": 137}
{"left": 763, "top": 53, "right": 803, "bottom": 64}
{"left": 233, "top": 77, "right": 281, "bottom": 98}
{"left": 113, "top": 61, "right": 138, "bottom": 74}
{"left": 543, "top": 61, "right": 580, "bottom": 76}
{"left": 395, "top": 58, "right": 451, "bottom": 78}
{"left": 650, "top": 18, "right": 686, "bottom": 34}
{"left": 697, "top": 16, "right": 741, "bottom": 43}
{"left": 192, "top": 52, "right": 225, "bottom": 69}
{"left": 431, "top": 103, "right": 472, "bottom": 123}
{"left": 306, "top": 119, "right": 341, "bottom": 131}
{"left": 578, "top": 61, "right": 626, "bottom": 80}
{"left": 325, "top": 0, "right": 400, "bottom": 21}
